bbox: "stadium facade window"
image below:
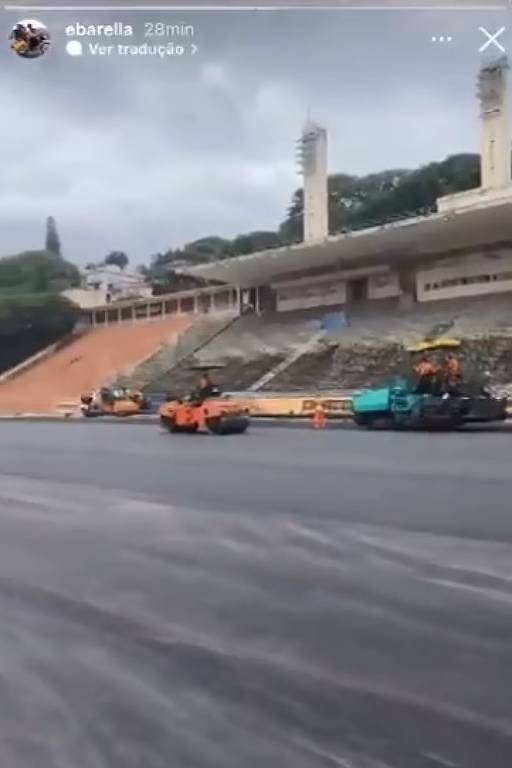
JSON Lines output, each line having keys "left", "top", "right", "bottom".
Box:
{"left": 180, "top": 296, "right": 194, "bottom": 313}
{"left": 276, "top": 279, "right": 346, "bottom": 311}
{"left": 422, "top": 270, "right": 512, "bottom": 293}
{"left": 214, "top": 291, "right": 230, "bottom": 309}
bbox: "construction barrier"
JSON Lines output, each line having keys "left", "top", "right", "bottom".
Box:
{"left": 236, "top": 393, "right": 512, "bottom": 420}
{"left": 7, "top": 391, "right": 512, "bottom": 421}
{"left": 236, "top": 394, "right": 353, "bottom": 419}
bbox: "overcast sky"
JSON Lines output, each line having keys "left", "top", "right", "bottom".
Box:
{"left": 0, "top": 7, "right": 509, "bottom": 265}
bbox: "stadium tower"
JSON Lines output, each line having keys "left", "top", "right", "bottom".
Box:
{"left": 477, "top": 56, "right": 511, "bottom": 190}
{"left": 296, "top": 121, "right": 329, "bottom": 243}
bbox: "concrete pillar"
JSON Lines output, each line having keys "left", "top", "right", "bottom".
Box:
{"left": 297, "top": 121, "right": 328, "bottom": 242}
{"left": 477, "top": 56, "right": 511, "bottom": 189}
{"left": 397, "top": 266, "right": 416, "bottom": 307}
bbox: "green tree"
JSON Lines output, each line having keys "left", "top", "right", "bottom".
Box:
{"left": 0, "top": 294, "right": 79, "bottom": 373}
{"left": 45, "top": 216, "right": 62, "bottom": 257}
{"left": 231, "top": 231, "right": 282, "bottom": 256}
{"left": 279, "top": 189, "right": 304, "bottom": 244}
{"left": 104, "top": 251, "right": 129, "bottom": 270}
{"left": 31, "top": 262, "right": 50, "bottom": 293}
{"left": 279, "top": 154, "right": 481, "bottom": 241}
{"left": 0, "top": 248, "right": 81, "bottom": 373}
{"left": 141, "top": 153, "right": 483, "bottom": 282}
{"left": 136, "top": 264, "right": 150, "bottom": 279}
{"left": 184, "top": 237, "right": 231, "bottom": 261}
{"left": 0, "top": 250, "right": 80, "bottom": 294}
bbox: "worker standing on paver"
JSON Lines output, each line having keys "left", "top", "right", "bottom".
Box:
{"left": 444, "top": 353, "right": 463, "bottom": 394}
{"left": 413, "top": 355, "right": 436, "bottom": 394}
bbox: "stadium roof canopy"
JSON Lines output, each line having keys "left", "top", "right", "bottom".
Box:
{"left": 178, "top": 201, "right": 512, "bottom": 289}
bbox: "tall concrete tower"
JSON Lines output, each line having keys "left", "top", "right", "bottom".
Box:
{"left": 477, "top": 56, "right": 511, "bottom": 189}
{"left": 296, "top": 121, "right": 328, "bottom": 242}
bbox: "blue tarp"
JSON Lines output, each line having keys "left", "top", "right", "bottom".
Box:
{"left": 320, "top": 312, "right": 349, "bottom": 331}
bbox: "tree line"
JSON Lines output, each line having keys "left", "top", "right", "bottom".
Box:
{"left": 138, "top": 153, "right": 480, "bottom": 292}
{"left": 0, "top": 218, "right": 80, "bottom": 372}
{"left": 59, "top": 153, "right": 482, "bottom": 291}
{"left": 0, "top": 153, "right": 482, "bottom": 371}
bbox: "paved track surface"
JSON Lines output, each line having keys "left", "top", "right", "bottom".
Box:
{"left": 0, "top": 422, "right": 511, "bottom": 768}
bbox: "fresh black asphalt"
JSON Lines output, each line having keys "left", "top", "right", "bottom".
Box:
{"left": 0, "top": 422, "right": 511, "bottom": 768}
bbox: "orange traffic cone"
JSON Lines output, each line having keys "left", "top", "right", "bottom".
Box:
{"left": 312, "top": 403, "right": 327, "bottom": 429}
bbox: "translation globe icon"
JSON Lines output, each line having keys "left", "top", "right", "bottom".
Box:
{"left": 66, "top": 40, "right": 83, "bottom": 56}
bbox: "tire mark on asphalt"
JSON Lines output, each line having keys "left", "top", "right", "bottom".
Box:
{"left": 0, "top": 577, "right": 510, "bottom": 741}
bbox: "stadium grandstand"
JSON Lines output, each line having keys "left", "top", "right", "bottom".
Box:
{"left": 2, "top": 58, "right": 512, "bottom": 413}
{"left": 0, "top": 316, "right": 194, "bottom": 414}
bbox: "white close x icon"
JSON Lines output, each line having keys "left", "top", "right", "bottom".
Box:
{"left": 479, "top": 26, "right": 506, "bottom": 54}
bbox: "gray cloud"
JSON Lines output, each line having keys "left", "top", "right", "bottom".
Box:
{"left": 0, "top": 8, "right": 509, "bottom": 264}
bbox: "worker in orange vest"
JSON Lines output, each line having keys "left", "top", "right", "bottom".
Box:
{"left": 413, "top": 355, "right": 436, "bottom": 394}
{"left": 312, "top": 402, "right": 327, "bottom": 429}
{"left": 444, "top": 353, "right": 462, "bottom": 394}
{"left": 414, "top": 356, "right": 435, "bottom": 378}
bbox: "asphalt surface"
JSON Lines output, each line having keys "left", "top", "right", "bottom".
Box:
{"left": 0, "top": 422, "right": 511, "bottom": 768}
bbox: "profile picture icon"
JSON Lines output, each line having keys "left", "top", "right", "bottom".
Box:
{"left": 10, "top": 19, "right": 51, "bottom": 59}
